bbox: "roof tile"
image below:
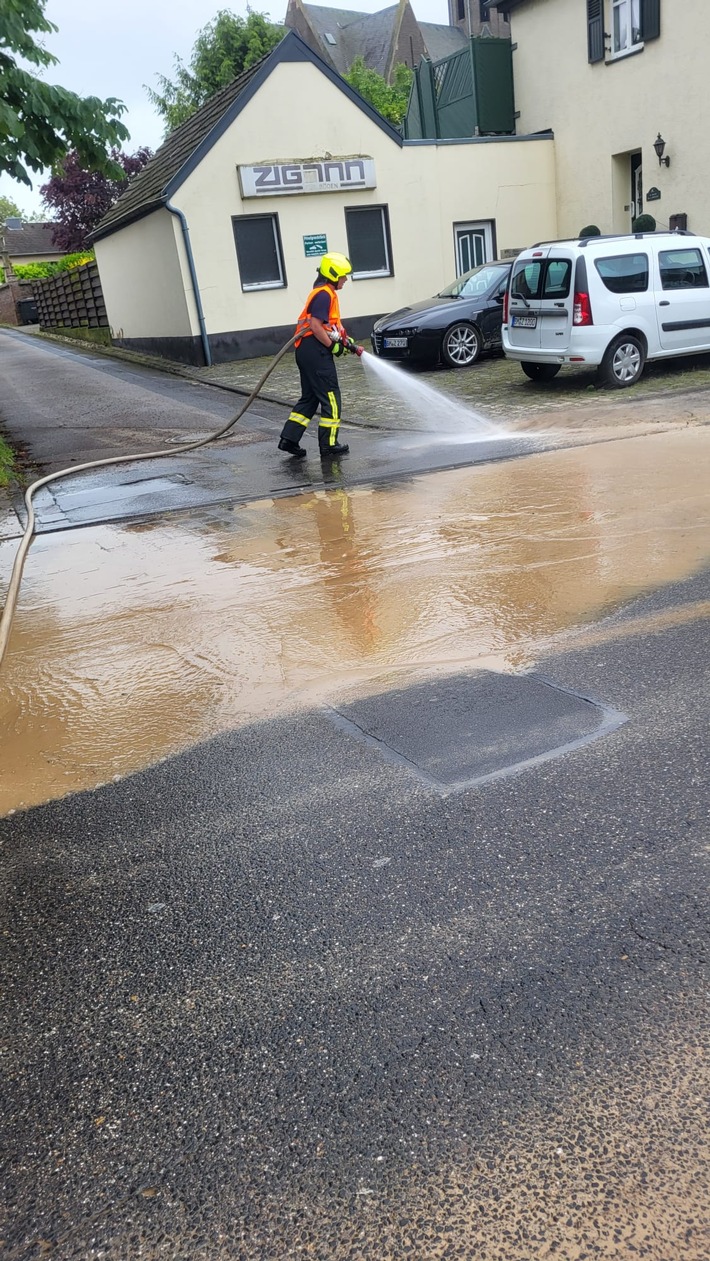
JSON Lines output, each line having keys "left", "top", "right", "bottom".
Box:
{"left": 93, "top": 55, "right": 267, "bottom": 240}
{"left": 4, "top": 222, "right": 63, "bottom": 257}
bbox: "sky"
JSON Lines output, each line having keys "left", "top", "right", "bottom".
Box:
{"left": 2, "top": 0, "right": 450, "bottom": 218}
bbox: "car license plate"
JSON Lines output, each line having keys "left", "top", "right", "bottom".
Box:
{"left": 384, "top": 336, "right": 408, "bottom": 348}
{"left": 511, "top": 315, "right": 537, "bottom": 329}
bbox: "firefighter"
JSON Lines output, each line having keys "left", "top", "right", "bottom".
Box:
{"left": 278, "top": 252, "right": 364, "bottom": 459}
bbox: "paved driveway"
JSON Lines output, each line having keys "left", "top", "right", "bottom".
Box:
{"left": 13, "top": 325, "right": 710, "bottom": 434}
{"left": 189, "top": 340, "right": 710, "bottom": 427}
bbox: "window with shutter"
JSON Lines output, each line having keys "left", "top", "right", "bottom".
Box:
{"left": 232, "top": 215, "right": 286, "bottom": 291}
{"left": 345, "top": 206, "right": 393, "bottom": 279}
{"left": 587, "top": 0, "right": 604, "bottom": 63}
{"left": 612, "top": 0, "right": 642, "bottom": 53}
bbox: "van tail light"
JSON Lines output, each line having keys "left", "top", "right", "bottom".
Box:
{"left": 503, "top": 287, "right": 509, "bottom": 323}
{"left": 573, "top": 290, "right": 593, "bottom": 325}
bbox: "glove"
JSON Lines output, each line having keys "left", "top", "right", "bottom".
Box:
{"left": 331, "top": 338, "right": 345, "bottom": 357}
{"left": 345, "top": 337, "right": 364, "bottom": 357}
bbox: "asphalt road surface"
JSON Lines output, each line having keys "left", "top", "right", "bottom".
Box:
{"left": 1, "top": 333, "right": 708, "bottom": 1259}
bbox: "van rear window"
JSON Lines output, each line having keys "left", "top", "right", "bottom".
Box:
{"left": 543, "top": 260, "right": 572, "bottom": 298}
{"left": 594, "top": 254, "right": 649, "bottom": 294}
{"left": 511, "top": 260, "right": 543, "bottom": 300}
{"left": 511, "top": 258, "right": 571, "bottom": 300}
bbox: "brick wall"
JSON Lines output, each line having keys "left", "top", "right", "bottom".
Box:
{"left": 0, "top": 279, "right": 36, "bottom": 325}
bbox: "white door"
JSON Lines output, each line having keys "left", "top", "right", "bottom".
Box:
{"left": 507, "top": 252, "right": 575, "bottom": 353}
{"left": 655, "top": 244, "right": 710, "bottom": 352}
{"left": 630, "top": 152, "right": 643, "bottom": 223}
{"left": 455, "top": 222, "right": 494, "bottom": 275}
{"left": 538, "top": 256, "right": 574, "bottom": 350}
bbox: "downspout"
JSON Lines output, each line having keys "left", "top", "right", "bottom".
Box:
{"left": 165, "top": 200, "right": 212, "bottom": 367}
{"left": 467, "top": 5, "right": 478, "bottom": 137}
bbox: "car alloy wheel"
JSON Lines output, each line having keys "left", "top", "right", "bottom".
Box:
{"left": 601, "top": 334, "right": 645, "bottom": 388}
{"left": 441, "top": 322, "right": 482, "bottom": 368}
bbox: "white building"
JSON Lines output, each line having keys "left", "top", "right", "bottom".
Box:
{"left": 502, "top": 0, "right": 703, "bottom": 237}
{"left": 93, "top": 31, "right": 556, "bottom": 365}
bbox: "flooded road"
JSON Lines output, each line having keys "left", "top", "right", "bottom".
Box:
{"left": 2, "top": 398, "right": 709, "bottom": 1261}
{"left": 2, "top": 426, "right": 709, "bottom": 815}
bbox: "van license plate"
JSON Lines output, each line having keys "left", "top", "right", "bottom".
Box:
{"left": 511, "top": 315, "right": 537, "bottom": 329}
{"left": 384, "top": 337, "right": 408, "bottom": 348}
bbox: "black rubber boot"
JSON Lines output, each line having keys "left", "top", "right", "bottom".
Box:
{"left": 319, "top": 427, "right": 349, "bottom": 458}
{"left": 278, "top": 437, "right": 307, "bottom": 458}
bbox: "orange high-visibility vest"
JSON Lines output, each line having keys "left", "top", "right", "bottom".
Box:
{"left": 295, "top": 282, "right": 346, "bottom": 347}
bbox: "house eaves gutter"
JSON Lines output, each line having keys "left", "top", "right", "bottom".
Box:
{"left": 90, "top": 200, "right": 163, "bottom": 244}
{"left": 165, "top": 201, "right": 212, "bottom": 368}
{"left": 403, "top": 130, "right": 553, "bottom": 147}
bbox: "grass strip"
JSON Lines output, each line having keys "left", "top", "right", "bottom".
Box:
{"left": 0, "top": 434, "right": 16, "bottom": 487}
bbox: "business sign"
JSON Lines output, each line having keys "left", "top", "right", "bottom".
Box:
{"left": 304, "top": 234, "right": 328, "bottom": 258}
{"left": 238, "top": 158, "right": 376, "bottom": 198}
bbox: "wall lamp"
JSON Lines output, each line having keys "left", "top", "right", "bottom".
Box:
{"left": 653, "top": 133, "right": 670, "bottom": 167}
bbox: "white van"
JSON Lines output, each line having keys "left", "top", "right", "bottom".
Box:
{"left": 502, "top": 231, "right": 710, "bottom": 387}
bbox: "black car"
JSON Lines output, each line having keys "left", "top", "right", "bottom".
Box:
{"left": 371, "top": 261, "right": 512, "bottom": 368}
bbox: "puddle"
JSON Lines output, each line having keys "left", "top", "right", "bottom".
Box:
{"left": 1, "top": 428, "right": 709, "bottom": 814}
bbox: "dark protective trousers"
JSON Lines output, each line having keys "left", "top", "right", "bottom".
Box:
{"left": 279, "top": 336, "right": 343, "bottom": 452}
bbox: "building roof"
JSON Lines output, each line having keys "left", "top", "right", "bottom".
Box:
{"left": 300, "top": 3, "right": 367, "bottom": 74}
{"left": 336, "top": 7, "right": 400, "bottom": 77}
{"left": 93, "top": 30, "right": 403, "bottom": 243}
{"left": 288, "top": 2, "right": 469, "bottom": 80}
{"left": 92, "top": 59, "right": 265, "bottom": 241}
{"left": 291, "top": 3, "right": 401, "bottom": 77}
{"left": 419, "top": 21, "right": 467, "bottom": 62}
{"left": 304, "top": 3, "right": 364, "bottom": 30}
{"left": 4, "top": 221, "right": 63, "bottom": 257}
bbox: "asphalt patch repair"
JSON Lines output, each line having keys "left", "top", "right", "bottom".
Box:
{"left": 326, "top": 670, "right": 627, "bottom": 792}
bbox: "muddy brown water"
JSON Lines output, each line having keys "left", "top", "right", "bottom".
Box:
{"left": 1, "top": 427, "right": 709, "bottom": 816}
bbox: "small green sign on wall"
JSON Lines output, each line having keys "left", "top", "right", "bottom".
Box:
{"left": 304, "top": 234, "right": 327, "bottom": 258}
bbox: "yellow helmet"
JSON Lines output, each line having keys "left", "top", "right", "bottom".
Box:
{"left": 319, "top": 252, "right": 353, "bottom": 282}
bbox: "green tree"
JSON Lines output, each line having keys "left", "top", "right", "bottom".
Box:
{"left": 0, "top": 0, "right": 130, "bottom": 186}
{"left": 0, "top": 193, "right": 44, "bottom": 222}
{"left": 344, "top": 58, "right": 413, "bottom": 126}
{"left": 147, "top": 9, "right": 285, "bottom": 134}
{"left": 0, "top": 193, "right": 23, "bottom": 222}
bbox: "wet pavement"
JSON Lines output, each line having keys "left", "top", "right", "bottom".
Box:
{"left": 1, "top": 328, "right": 705, "bottom": 536}
{"left": 1, "top": 330, "right": 709, "bottom": 1259}
{"left": 21, "top": 320, "right": 710, "bottom": 423}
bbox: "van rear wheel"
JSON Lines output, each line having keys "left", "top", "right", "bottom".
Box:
{"left": 600, "top": 335, "right": 645, "bottom": 387}
{"left": 520, "top": 362, "right": 561, "bottom": 382}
